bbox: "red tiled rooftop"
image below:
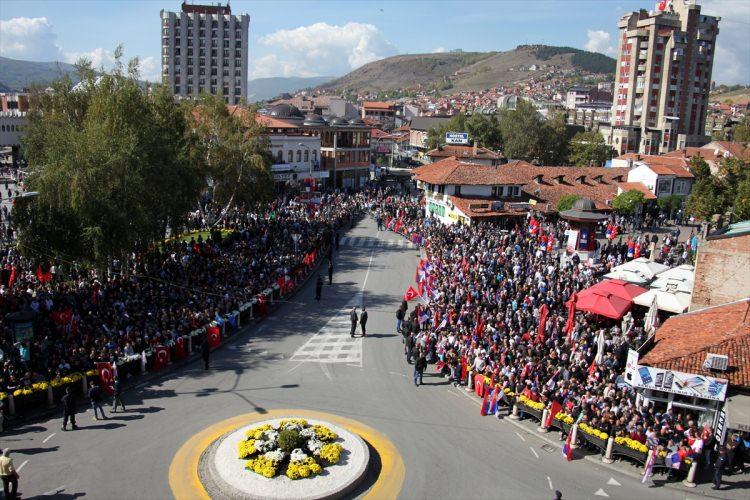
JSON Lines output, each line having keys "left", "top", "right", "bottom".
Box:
{"left": 427, "top": 145, "right": 503, "bottom": 161}
{"left": 639, "top": 299, "right": 750, "bottom": 389}
{"left": 617, "top": 182, "right": 657, "bottom": 200}
{"left": 362, "top": 101, "right": 395, "bottom": 110}
{"left": 617, "top": 153, "right": 693, "bottom": 178}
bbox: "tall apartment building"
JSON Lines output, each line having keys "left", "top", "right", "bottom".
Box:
{"left": 160, "top": 2, "right": 249, "bottom": 105}
{"left": 605, "top": 1, "right": 719, "bottom": 155}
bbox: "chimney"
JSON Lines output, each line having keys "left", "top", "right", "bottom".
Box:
{"left": 473, "top": 142, "right": 478, "bottom": 156}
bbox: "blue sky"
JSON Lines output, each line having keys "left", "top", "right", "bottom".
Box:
{"left": 1, "top": 0, "right": 748, "bottom": 84}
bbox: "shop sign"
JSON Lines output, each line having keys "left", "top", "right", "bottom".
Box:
{"left": 632, "top": 365, "right": 728, "bottom": 402}
{"left": 428, "top": 201, "right": 446, "bottom": 217}
{"left": 714, "top": 407, "right": 727, "bottom": 444}
{"left": 445, "top": 132, "right": 469, "bottom": 145}
{"left": 565, "top": 230, "right": 579, "bottom": 253}
{"left": 624, "top": 349, "right": 639, "bottom": 385}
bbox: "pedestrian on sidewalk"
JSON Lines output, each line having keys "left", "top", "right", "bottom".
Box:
{"left": 315, "top": 275, "right": 323, "bottom": 301}
{"left": 111, "top": 375, "right": 126, "bottom": 413}
{"left": 350, "top": 307, "right": 358, "bottom": 338}
{"left": 414, "top": 352, "right": 427, "bottom": 387}
{"left": 88, "top": 381, "right": 107, "bottom": 420}
{"left": 61, "top": 386, "right": 78, "bottom": 431}
{"left": 0, "top": 449, "right": 19, "bottom": 500}
{"left": 713, "top": 446, "right": 728, "bottom": 490}
{"left": 328, "top": 260, "right": 333, "bottom": 285}
{"left": 360, "top": 307, "right": 368, "bottom": 337}
{"left": 201, "top": 335, "right": 211, "bottom": 370}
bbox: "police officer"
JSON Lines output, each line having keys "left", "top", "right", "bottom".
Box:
{"left": 360, "top": 307, "right": 368, "bottom": 337}
{"left": 349, "top": 307, "right": 358, "bottom": 338}
{"left": 112, "top": 375, "right": 126, "bottom": 413}
{"left": 61, "top": 386, "right": 78, "bottom": 431}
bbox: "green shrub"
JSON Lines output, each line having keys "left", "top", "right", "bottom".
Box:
{"left": 278, "top": 429, "right": 301, "bottom": 453}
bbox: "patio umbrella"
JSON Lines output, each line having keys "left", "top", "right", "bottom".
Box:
{"left": 634, "top": 288, "right": 691, "bottom": 314}
{"left": 604, "top": 258, "right": 669, "bottom": 284}
{"left": 575, "top": 290, "right": 631, "bottom": 320}
{"left": 587, "top": 279, "right": 648, "bottom": 302}
{"left": 650, "top": 264, "right": 695, "bottom": 294}
{"left": 642, "top": 294, "right": 659, "bottom": 336}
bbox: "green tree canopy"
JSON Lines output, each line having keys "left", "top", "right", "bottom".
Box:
{"left": 689, "top": 156, "right": 711, "bottom": 180}
{"left": 657, "top": 194, "right": 684, "bottom": 215}
{"left": 497, "top": 99, "right": 568, "bottom": 165}
{"left": 568, "top": 130, "right": 613, "bottom": 167}
{"left": 731, "top": 117, "right": 750, "bottom": 143}
{"left": 15, "top": 50, "right": 204, "bottom": 267}
{"left": 612, "top": 189, "right": 645, "bottom": 214}
{"left": 556, "top": 194, "right": 582, "bottom": 212}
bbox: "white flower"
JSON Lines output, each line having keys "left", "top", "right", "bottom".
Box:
{"left": 264, "top": 449, "right": 285, "bottom": 463}
{"left": 307, "top": 438, "right": 323, "bottom": 456}
{"left": 290, "top": 448, "right": 308, "bottom": 462}
{"left": 299, "top": 428, "right": 316, "bottom": 439}
{"left": 261, "top": 430, "right": 279, "bottom": 442}
{"left": 283, "top": 423, "right": 302, "bottom": 433}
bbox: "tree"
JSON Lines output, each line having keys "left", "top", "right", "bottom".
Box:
{"left": 732, "top": 118, "right": 750, "bottom": 143}
{"left": 426, "top": 114, "right": 467, "bottom": 150}
{"left": 686, "top": 178, "right": 723, "bottom": 221}
{"left": 733, "top": 179, "right": 750, "bottom": 221}
{"left": 657, "top": 194, "right": 683, "bottom": 218}
{"left": 465, "top": 113, "right": 502, "bottom": 149}
{"left": 498, "top": 100, "right": 568, "bottom": 164}
{"left": 612, "top": 190, "right": 645, "bottom": 214}
{"left": 689, "top": 156, "right": 711, "bottom": 180}
{"left": 15, "top": 49, "right": 204, "bottom": 268}
{"left": 556, "top": 194, "right": 582, "bottom": 212}
{"left": 568, "top": 130, "right": 613, "bottom": 167}
{"left": 185, "top": 94, "right": 274, "bottom": 220}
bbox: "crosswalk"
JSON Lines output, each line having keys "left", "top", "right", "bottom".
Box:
{"left": 289, "top": 293, "right": 364, "bottom": 366}
{"left": 340, "top": 236, "right": 417, "bottom": 249}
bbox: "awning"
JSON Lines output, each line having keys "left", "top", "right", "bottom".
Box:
{"left": 725, "top": 393, "right": 750, "bottom": 433}
{"left": 575, "top": 289, "right": 632, "bottom": 319}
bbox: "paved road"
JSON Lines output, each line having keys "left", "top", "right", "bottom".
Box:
{"left": 8, "top": 217, "right": 694, "bottom": 500}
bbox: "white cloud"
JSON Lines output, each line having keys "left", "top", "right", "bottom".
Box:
{"left": 433, "top": 47, "right": 447, "bottom": 54}
{"left": 64, "top": 47, "right": 116, "bottom": 69}
{"left": 584, "top": 29, "right": 616, "bottom": 56}
{"left": 253, "top": 22, "right": 397, "bottom": 78}
{"left": 700, "top": 0, "right": 750, "bottom": 84}
{"left": 0, "top": 16, "right": 64, "bottom": 60}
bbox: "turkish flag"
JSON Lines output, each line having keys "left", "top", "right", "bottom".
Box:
{"left": 547, "top": 401, "right": 563, "bottom": 428}
{"left": 257, "top": 295, "right": 268, "bottom": 316}
{"left": 96, "top": 362, "right": 115, "bottom": 395}
{"left": 207, "top": 326, "right": 221, "bottom": 348}
{"left": 403, "top": 286, "right": 419, "bottom": 301}
{"left": 152, "top": 345, "right": 170, "bottom": 371}
{"left": 174, "top": 336, "right": 187, "bottom": 360}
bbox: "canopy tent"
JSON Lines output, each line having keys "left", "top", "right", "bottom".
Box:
{"left": 649, "top": 264, "right": 695, "bottom": 294}
{"left": 585, "top": 279, "right": 648, "bottom": 302}
{"left": 633, "top": 288, "right": 691, "bottom": 314}
{"left": 604, "top": 258, "right": 669, "bottom": 285}
{"left": 575, "top": 290, "right": 632, "bottom": 320}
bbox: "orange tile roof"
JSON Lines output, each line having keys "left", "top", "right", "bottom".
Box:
{"left": 663, "top": 147, "right": 724, "bottom": 163}
{"left": 427, "top": 145, "right": 503, "bottom": 161}
{"left": 618, "top": 182, "right": 657, "bottom": 200}
{"left": 362, "top": 101, "right": 395, "bottom": 110}
{"left": 639, "top": 299, "right": 750, "bottom": 388}
{"left": 255, "top": 114, "right": 299, "bottom": 129}
{"left": 414, "top": 157, "right": 523, "bottom": 185}
{"left": 617, "top": 153, "right": 694, "bottom": 178}
{"left": 712, "top": 141, "right": 750, "bottom": 161}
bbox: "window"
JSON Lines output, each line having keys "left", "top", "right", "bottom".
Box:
{"left": 304, "top": 150, "right": 309, "bottom": 162}
{"left": 454, "top": 185, "right": 462, "bottom": 195}
{"left": 312, "top": 150, "right": 317, "bottom": 163}
{"left": 492, "top": 186, "right": 504, "bottom": 197}
{"left": 234, "top": 87, "right": 241, "bottom": 95}
{"left": 297, "top": 150, "right": 302, "bottom": 162}
{"left": 288, "top": 150, "right": 293, "bottom": 163}
{"left": 276, "top": 150, "right": 283, "bottom": 163}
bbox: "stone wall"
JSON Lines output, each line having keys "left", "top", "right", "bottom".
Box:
{"left": 691, "top": 232, "right": 750, "bottom": 311}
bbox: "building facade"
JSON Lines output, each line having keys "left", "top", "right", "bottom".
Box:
{"left": 609, "top": 1, "right": 719, "bottom": 154}
{"left": 160, "top": 2, "right": 249, "bottom": 104}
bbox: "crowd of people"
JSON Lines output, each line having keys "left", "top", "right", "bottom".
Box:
{"left": 370, "top": 189, "right": 747, "bottom": 484}
{"left": 0, "top": 192, "right": 365, "bottom": 399}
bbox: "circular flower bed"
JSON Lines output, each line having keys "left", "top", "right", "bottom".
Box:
{"left": 237, "top": 418, "right": 345, "bottom": 480}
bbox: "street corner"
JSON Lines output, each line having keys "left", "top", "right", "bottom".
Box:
{"left": 168, "top": 409, "right": 405, "bottom": 500}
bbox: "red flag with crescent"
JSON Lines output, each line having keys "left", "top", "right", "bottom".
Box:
{"left": 403, "top": 286, "right": 419, "bottom": 301}
{"left": 207, "top": 326, "right": 221, "bottom": 348}
{"left": 152, "top": 345, "right": 170, "bottom": 371}
{"left": 96, "top": 362, "right": 115, "bottom": 395}
{"left": 175, "top": 336, "right": 187, "bottom": 360}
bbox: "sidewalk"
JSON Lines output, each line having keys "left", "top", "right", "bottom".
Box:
{"left": 497, "top": 407, "right": 749, "bottom": 499}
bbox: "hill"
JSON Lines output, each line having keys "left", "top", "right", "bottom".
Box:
{"left": 315, "top": 45, "right": 616, "bottom": 94}
{"left": 709, "top": 85, "right": 750, "bottom": 104}
{"left": 0, "top": 56, "right": 81, "bottom": 91}
{"left": 247, "top": 76, "right": 335, "bottom": 102}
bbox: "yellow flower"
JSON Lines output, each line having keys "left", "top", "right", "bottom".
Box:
{"left": 245, "top": 424, "right": 272, "bottom": 439}
{"left": 0, "top": 392, "right": 6, "bottom": 401}
{"left": 320, "top": 443, "right": 343, "bottom": 465}
{"left": 32, "top": 382, "right": 50, "bottom": 392}
{"left": 237, "top": 439, "right": 257, "bottom": 459}
{"left": 313, "top": 425, "right": 338, "bottom": 442}
{"left": 245, "top": 456, "right": 278, "bottom": 478}
{"left": 279, "top": 418, "right": 308, "bottom": 428}
{"left": 286, "top": 457, "right": 323, "bottom": 480}
{"left": 85, "top": 369, "right": 98, "bottom": 377}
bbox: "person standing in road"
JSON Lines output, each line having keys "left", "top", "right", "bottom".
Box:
{"left": 360, "top": 307, "right": 368, "bottom": 337}
{"left": 61, "top": 386, "right": 78, "bottom": 431}
{"left": 713, "top": 446, "right": 728, "bottom": 490}
{"left": 315, "top": 275, "right": 323, "bottom": 301}
{"left": 201, "top": 335, "right": 211, "bottom": 370}
{"left": 111, "top": 375, "right": 126, "bottom": 413}
{"left": 350, "top": 307, "right": 358, "bottom": 338}
{"left": 0, "top": 449, "right": 19, "bottom": 500}
{"left": 414, "top": 352, "right": 427, "bottom": 387}
{"left": 328, "top": 259, "right": 334, "bottom": 285}
{"left": 396, "top": 306, "right": 405, "bottom": 334}
{"left": 405, "top": 332, "right": 415, "bottom": 363}
{"left": 88, "top": 381, "right": 106, "bottom": 420}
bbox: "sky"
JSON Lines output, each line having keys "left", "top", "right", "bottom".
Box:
{"left": 1, "top": 0, "right": 748, "bottom": 84}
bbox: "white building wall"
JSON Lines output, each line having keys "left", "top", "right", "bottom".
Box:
{"left": 626, "top": 163, "right": 659, "bottom": 194}
{"left": 0, "top": 113, "right": 26, "bottom": 147}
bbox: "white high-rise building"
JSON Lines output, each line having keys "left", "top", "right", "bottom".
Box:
{"left": 160, "top": 2, "right": 249, "bottom": 104}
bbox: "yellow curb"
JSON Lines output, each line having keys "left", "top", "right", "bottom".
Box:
{"left": 169, "top": 409, "right": 405, "bottom": 500}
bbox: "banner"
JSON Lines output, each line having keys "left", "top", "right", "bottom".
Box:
{"left": 631, "top": 365, "right": 728, "bottom": 401}
{"left": 174, "top": 336, "right": 187, "bottom": 360}
{"left": 565, "top": 230, "right": 579, "bottom": 254}
{"left": 152, "top": 345, "right": 170, "bottom": 371}
{"left": 96, "top": 361, "right": 115, "bottom": 395}
{"left": 207, "top": 326, "right": 221, "bottom": 348}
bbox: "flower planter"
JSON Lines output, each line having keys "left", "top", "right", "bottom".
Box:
{"left": 579, "top": 432, "right": 607, "bottom": 451}
{"left": 12, "top": 391, "right": 47, "bottom": 413}
{"left": 611, "top": 442, "right": 648, "bottom": 463}
{"left": 552, "top": 420, "right": 572, "bottom": 434}
{"left": 518, "top": 403, "right": 543, "bottom": 422}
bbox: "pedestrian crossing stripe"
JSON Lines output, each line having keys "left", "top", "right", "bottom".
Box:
{"left": 339, "top": 237, "right": 416, "bottom": 249}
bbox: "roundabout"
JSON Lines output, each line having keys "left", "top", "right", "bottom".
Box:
{"left": 169, "top": 409, "right": 404, "bottom": 500}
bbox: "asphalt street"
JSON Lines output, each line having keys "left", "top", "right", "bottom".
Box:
{"left": 7, "top": 216, "right": 695, "bottom": 500}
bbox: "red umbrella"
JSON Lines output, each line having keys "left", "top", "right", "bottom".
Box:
{"left": 575, "top": 290, "right": 631, "bottom": 320}
{"left": 587, "top": 279, "right": 647, "bottom": 302}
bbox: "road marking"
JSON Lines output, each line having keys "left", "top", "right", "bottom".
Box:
{"left": 362, "top": 249, "right": 374, "bottom": 292}
{"left": 515, "top": 431, "right": 526, "bottom": 442}
{"left": 594, "top": 488, "right": 609, "bottom": 497}
{"left": 388, "top": 371, "right": 406, "bottom": 378}
{"left": 286, "top": 362, "right": 303, "bottom": 373}
{"left": 529, "top": 447, "right": 539, "bottom": 459}
{"left": 42, "top": 433, "right": 56, "bottom": 443}
{"left": 547, "top": 476, "right": 553, "bottom": 490}
{"left": 17, "top": 460, "right": 28, "bottom": 471}
{"left": 320, "top": 362, "right": 333, "bottom": 381}
{"left": 607, "top": 478, "right": 621, "bottom": 486}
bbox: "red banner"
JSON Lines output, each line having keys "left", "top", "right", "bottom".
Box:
{"left": 207, "top": 326, "right": 221, "bottom": 348}
{"left": 96, "top": 362, "right": 115, "bottom": 395}
{"left": 152, "top": 345, "right": 170, "bottom": 371}
{"left": 174, "top": 336, "right": 187, "bottom": 360}
{"left": 257, "top": 295, "right": 269, "bottom": 316}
